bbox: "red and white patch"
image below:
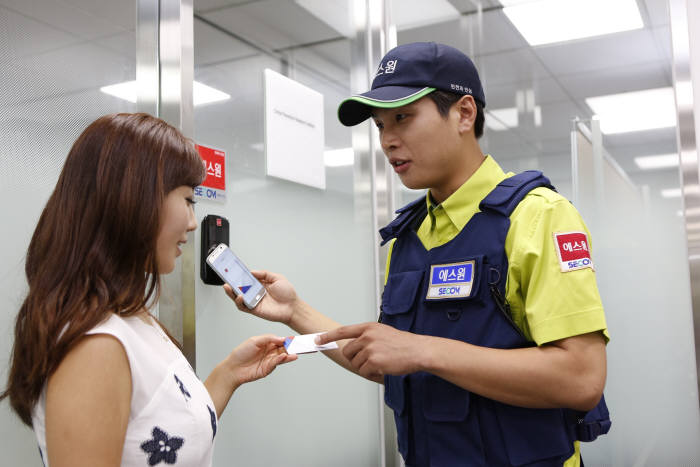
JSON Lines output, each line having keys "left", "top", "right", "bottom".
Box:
{"left": 553, "top": 231, "right": 594, "bottom": 272}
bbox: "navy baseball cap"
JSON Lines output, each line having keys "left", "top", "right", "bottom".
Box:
{"left": 337, "top": 42, "right": 486, "bottom": 127}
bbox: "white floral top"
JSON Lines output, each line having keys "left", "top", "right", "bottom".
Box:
{"left": 32, "top": 313, "right": 217, "bottom": 466}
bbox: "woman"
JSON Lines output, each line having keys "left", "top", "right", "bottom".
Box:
{"left": 1, "top": 113, "right": 296, "bottom": 466}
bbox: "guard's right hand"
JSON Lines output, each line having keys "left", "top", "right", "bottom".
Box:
{"left": 224, "top": 270, "right": 297, "bottom": 325}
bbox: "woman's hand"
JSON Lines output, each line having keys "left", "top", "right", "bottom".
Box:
{"left": 226, "top": 334, "right": 297, "bottom": 389}
{"left": 206, "top": 334, "right": 297, "bottom": 418}
{"left": 224, "top": 270, "right": 298, "bottom": 325}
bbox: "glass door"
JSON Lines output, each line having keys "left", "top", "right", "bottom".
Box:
{"left": 191, "top": 1, "right": 381, "bottom": 465}
{"left": 389, "top": 0, "right": 700, "bottom": 464}
{"left": 0, "top": 0, "right": 137, "bottom": 464}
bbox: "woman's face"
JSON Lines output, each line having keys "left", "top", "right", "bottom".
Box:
{"left": 156, "top": 185, "right": 197, "bottom": 274}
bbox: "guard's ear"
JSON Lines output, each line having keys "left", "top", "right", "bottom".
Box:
{"left": 455, "top": 95, "right": 477, "bottom": 135}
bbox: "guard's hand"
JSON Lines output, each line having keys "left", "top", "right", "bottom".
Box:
{"left": 224, "top": 270, "right": 297, "bottom": 324}
{"left": 226, "top": 335, "right": 297, "bottom": 388}
{"left": 316, "top": 323, "right": 424, "bottom": 379}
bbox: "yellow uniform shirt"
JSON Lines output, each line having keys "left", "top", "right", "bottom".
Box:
{"left": 384, "top": 155, "right": 609, "bottom": 467}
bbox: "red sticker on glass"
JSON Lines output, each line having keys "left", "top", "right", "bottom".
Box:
{"left": 553, "top": 231, "right": 593, "bottom": 272}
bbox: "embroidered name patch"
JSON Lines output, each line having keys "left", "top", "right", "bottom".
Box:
{"left": 554, "top": 231, "right": 593, "bottom": 272}
{"left": 426, "top": 261, "right": 475, "bottom": 299}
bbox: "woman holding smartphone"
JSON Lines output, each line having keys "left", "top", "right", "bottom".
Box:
{"left": 1, "top": 113, "right": 296, "bottom": 466}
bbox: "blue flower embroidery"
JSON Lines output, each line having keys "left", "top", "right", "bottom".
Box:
{"left": 207, "top": 405, "right": 217, "bottom": 440}
{"left": 140, "top": 426, "right": 184, "bottom": 465}
{"left": 174, "top": 374, "right": 191, "bottom": 400}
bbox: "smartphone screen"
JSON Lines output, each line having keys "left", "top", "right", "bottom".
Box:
{"left": 207, "top": 245, "right": 266, "bottom": 308}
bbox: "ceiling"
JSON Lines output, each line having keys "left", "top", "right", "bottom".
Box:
{"left": 190, "top": 0, "right": 680, "bottom": 204}
{"left": 0, "top": 0, "right": 683, "bottom": 207}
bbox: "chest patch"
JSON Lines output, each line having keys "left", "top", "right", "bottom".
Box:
{"left": 426, "top": 261, "right": 475, "bottom": 299}
{"left": 554, "top": 231, "right": 593, "bottom": 272}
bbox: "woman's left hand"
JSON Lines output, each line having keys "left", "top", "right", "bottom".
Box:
{"left": 227, "top": 335, "right": 297, "bottom": 388}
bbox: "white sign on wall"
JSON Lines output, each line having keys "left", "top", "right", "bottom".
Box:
{"left": 264, "top": 68, "right": 325, "bottom": 189}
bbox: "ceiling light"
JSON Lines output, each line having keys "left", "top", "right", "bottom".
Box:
{"left": 193, "top": 81, "right": 230, "bottom": 105}
{"left": 298, "top": 0, "right": 459, "bottom": 34}
{"left": 486, "top": 107, "right": 518, "bottom": 131}
{"left": 661, "top": 188, "right": 681, "bottom": 198}
{"left": 324, "top": 148, "right": 354, "bottom": 167}
{"left": 634, "top": 153, "right": 679, "bottom": 170}
{"left": 502, "top": 0, "right": 643, "bottom": 46}
{"left": 585, "top": 87, "right": 676, "bottom": 134}
{"left": 485, "top": 106, "right": 542, "bottom": 131}
{"left": 100, "top": 81, "right": 137, "bottom": 103}
{"left": 100, "top": 80, "right": 230, "bottom": 106}
{"left": 533, "top": 106, "right": 542, "bottom": 127}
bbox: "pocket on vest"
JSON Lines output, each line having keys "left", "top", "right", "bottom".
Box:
{"left": 422, "top": 376, "right": 483, "bottom": 467}
{"left": 382, "top": 270, "right": 423, "bottom": 331}
{"left": 422, "top": 374, "right": 470, "bottom": 421}
{"left": 494, "top": 403, "right": 573, "bottom": 466}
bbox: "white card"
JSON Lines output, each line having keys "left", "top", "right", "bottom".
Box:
{"left": 283, "top": 332, "right": 338, "bottom": 355}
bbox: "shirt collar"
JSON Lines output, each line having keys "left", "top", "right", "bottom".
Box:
{"left": 425, "top": 155, "right": 509, "bottom": 232}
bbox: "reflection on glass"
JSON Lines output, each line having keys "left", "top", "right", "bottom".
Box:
{"left": 192, "top": 1, "right": 379, "bottom": 466}
{"left": 394, "top": 0, "right": 700, "bottom": 464}
{"left": 0, "top": 0, "right": 137, "bottom": 464}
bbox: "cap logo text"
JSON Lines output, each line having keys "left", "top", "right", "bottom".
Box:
{"left": 376, "top": 59, "right": 398, "bottom": 77}
{"left": 450, "top": 83, "right": 472, "bottom": 94}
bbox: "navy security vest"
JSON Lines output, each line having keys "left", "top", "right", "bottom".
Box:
{"left": 379, "top": 171, "right": 611, "bottom": 467}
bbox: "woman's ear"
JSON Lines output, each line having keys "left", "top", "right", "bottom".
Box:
{"left": 455, "top": 95, "right": 477, "bottom": 135}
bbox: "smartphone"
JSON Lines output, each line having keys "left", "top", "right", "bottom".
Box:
{"left": 206, "top": 243, "right": 266, "bottom": 309}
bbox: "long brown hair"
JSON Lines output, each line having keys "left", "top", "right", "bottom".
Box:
{"left": 1, "top": 113, "right": 206, "bottom": 425}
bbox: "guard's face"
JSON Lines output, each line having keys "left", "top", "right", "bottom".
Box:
{"left": 372, "top": 97, "right": 464, "bottom": 195}
{"left": 155, "top": 185, "right": 197, "bottom": 274}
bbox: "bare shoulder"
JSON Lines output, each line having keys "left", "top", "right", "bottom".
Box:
{"left": 46, "top": 334, "right": 132, "bottom": 465}
{"left": 48, "top": 333, "right": 131, "bottom": 394}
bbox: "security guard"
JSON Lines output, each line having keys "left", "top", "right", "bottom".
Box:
{"left": 227, "top": 42, "right": 610, "bottom": 466}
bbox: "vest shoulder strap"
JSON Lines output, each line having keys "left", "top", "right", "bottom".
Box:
{"left": 379, "top": 171, "right": 556, "bottom": 244}
{"left": 479, "top": 170, "right": 555, "bottom": 217}
{"left": 379, "top": 196, "right": 427, "bottom": 246}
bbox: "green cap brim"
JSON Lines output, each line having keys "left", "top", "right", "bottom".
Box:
{"left": 337, "top": 87, "right": 436, "bottom": 126}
